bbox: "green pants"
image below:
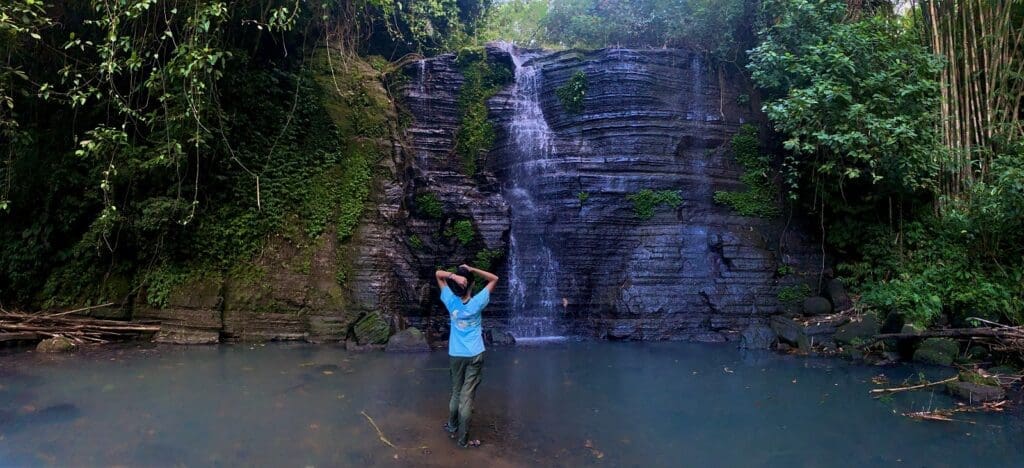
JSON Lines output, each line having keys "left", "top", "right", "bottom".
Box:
{"left": 448, "top": 353, "right": 484, "bottom": 445}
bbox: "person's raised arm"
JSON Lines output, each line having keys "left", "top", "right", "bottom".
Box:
{"left": 435, "top": 269, "right": 453, "bottom": 289}
{"left": 461, "top": 264, "right": 499, "bottom": 292}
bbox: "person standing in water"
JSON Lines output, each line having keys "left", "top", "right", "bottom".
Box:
{"left": 435, "top": 264, "right": 499, "bottom": 448}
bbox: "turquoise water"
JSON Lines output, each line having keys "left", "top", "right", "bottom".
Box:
{"left": 1, "top": 342, "right": 1021, "bottom": 467}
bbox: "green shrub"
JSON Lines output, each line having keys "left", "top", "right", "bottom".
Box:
{"left": 577, "top": 191, "right": 589, "bottom": 205}
{"left": 454, "top": 48, "right": 512, "bottom": 177}
{"left": 445, "top": 219, "right": 476, "bottom": 245}
{"left": 627, "top": 189, "right": 682, "bottom": 220}
{"left": 474, "top": 248, "right": 503, "bottom": 271}
{"left": 713, "top": 125, "right": 779, "bottom": 217}
{"left": 778, "top": 283, "right": 811, "bottom": 304}
{"left": 556, "top": 71, "right": 587, "bottom": 113}
{"left": 415, "top": 193, "right": 444, "bottom": 219}
{"left": 408, "top": 235, "right": 424, "bottom": 250}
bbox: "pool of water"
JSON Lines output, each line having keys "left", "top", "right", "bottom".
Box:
{"left": 1, "top": 341, "right": 1021, "bottom": 467}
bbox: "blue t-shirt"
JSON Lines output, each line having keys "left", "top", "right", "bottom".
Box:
{"left": 440, "top": 286, "right": 489, "bottom": 357}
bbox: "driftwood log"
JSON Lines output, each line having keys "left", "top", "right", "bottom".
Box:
{"left": 0, "top": 308, "right": 159, "bottom": 345}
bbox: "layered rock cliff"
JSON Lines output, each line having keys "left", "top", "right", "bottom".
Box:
{"left": 139, "top": 44, "right": 824, "bottom": 344}
{"left": 399, "top": 45, "right": 823, "bottom": 342}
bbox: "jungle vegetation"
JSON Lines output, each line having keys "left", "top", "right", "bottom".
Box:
{"left": 2, "top": 0, "right": 1022, "bottom": 330}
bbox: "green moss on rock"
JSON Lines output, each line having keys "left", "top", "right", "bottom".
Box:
{"left": 913, "top": 337, "right": 959, "bottom": 366}
{"left": 627, "top": 189, "right": 682, "bottom": 220}
{"left": 556, "top": 71, "right": 587, "bottom": 113}
{"left": 714, "top": 125, "right": 780, "bottom": 217}
{"left": 353, "top": 312, "right": 390, "bottom": 345}
{"left": 454, "top": 48, "right": 512, "bottom": 177}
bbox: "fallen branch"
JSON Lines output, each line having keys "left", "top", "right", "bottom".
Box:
{"left": 870, "top": 376, "right": 958, "bottom": 395}
{"left": 872, "top": 328, "right": 1019, "bottom": 340}
{"left": 25, "top": 302, "right": 116, "bottom": 322}
{"left": 0, "top": 310, "right": 158, "bottom": 346}
{"left": 360, "top": 410, "right": 397, "bottom": 449}
{"left": 903, "top": 400, "right": 1007, "bottom": 422}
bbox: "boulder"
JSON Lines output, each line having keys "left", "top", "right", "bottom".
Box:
{"left": 913, "top": 337, "right": 959, "bottom": 366}
{"left": 987, "top": 365, "right": 1020, "bottom": 377}
{"left": 946, "top": 381, "right": 1006, "bottom": 402}
{"left": 834, "top": 312, "right": 881, "bottom": 346}
{"left": 485, "top": 329, "right": 517, "bottom": 347}
{"left": 353, "top": 312, "right": 390, "bottom": 345}
{"left": 739, "top": 323, "right": 777, "bottom": 350}
{"left": 36, "top": 336, "right": 76, "bottom": 353}
{"left": 385, "top": 327, "right": 430, "bottom": 353}
{"left": 770, "top": 315, "right": 803, "bottom": 345}
{"left": 826, "top": 278, "right": 853, "bottom": 312}
{"left": 865, "top": 351, "right": 901, "bottom": 366}
{"left": 965, "top": 345, "right": 990, "bottom": 361}
{"left": 801, "top": 296, "right": 832, "bottom": 316}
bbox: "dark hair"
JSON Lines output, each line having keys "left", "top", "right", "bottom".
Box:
{"left": 445, "top": 266, "right": 475, "bottom": 297}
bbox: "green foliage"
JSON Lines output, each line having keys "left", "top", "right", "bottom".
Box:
{"left": 415, "top": 193, "right": 445, "bottom": 219}
{"left": 628, "top": 189, "right": 682, "bottom": 220}
{"left": 748, "top": 0, "right": 942, "bottom": 203}
{"left": 853, "top": 212, "right": 1024, "bottom": 327}
{"left": 0, "top": 1, "right": 402, "bottom": 306}
{"left": 476, "top": 0, "right": 549, "bottom": 47}
{"left": 777, "top": 283, "right": 811, "bottom": 304}
{"left": 861, "top": 275, "right": 943, "bottom": 327}
{"left": 713, "top": 125, "right": 779, "bottom": 217}
{"left": 959, "top": 370, "right": 1000, "bottom": 387}
{"left": 556, "top": 71, "right": 587, "bottom": 114}
{"left": 473, "top": 248, "right": 503, "bottom": 271}
{"left": 408, "top": 234, "right": 424, "bottom": 250}
{"left": 542, "top": 0, "right": 752, "bottom": 60}
{"left": 445, "top": 219, "right": 476, "bottom": 245}
{"left": 577, "top": 191, "right": 589, "bottom": 205}
{"left": 454, "top": 48, "right": 512, "bottom": 177}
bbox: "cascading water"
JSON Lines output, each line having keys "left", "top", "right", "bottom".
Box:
{"left": 499, "top": 44, "right": 566, "bottom": 341}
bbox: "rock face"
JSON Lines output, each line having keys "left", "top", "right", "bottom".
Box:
{"left": 398, "top": 45, "right": 823, "bottom": 342}
{"left": 135, "top": 44, "right": 825, "bottom": 344}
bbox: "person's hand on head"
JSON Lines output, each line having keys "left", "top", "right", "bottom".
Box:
{"left": 454, "top": 274, "right": 468, "bottom": 288}
{"left": 459, "top": 264, "right": 470, "bottom": 271}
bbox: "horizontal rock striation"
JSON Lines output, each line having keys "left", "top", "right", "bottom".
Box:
{"left": 401, "top": 45, "right": 823, "bottom": 341}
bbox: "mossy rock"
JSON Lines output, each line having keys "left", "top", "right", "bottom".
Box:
{"left": 801, "top": 296, "right": 832, "bottom": 316}
{"left": 945, "top": 381, "right": 1005, "bottom": 402}
{"left": 37, "top": 336, "right": 76, "bottom": 353}
{"left": 834, "top": 312, "right": 881, "bottom": 346}
{"left": 913, "top": 337, "right": 959, "bottom": 366}
{"left": 353, "top": 312, "right": 390, "bottom": 345}
{"left": 385, "top": 327, "right": 429, "bottom": 353}
{"left": 958, "top": 370, "right": 999, "bottom": 387}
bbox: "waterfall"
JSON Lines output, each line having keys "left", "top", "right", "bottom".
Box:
{"left": 499, "top": 44, "right": 565, "bottom": 341}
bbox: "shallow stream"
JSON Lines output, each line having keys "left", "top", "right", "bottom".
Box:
{"left": 1, "top": 342, "right": 1021, "bottom": 467}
